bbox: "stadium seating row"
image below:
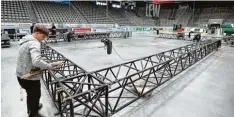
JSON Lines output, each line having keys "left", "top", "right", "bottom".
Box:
{"left": 1, "top": 1, "right": 234, "bottom": 26}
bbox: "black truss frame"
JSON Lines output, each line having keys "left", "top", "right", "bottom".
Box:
{"left": 41, "top": 43, "right": 109, "bottom": 117}
{"left": 90, "top": 39, "right": 220, "bottom": 115}
{"left": 46, "top": 32, "right": 132, "bottom": 43}
{"left": 109, "top": 31, "right": 132, "bottom": 38}
{"left": 157, "top": 32, "right": 219, "bottom": 41}
{"left": 40, "top": 39, "right": 221, "bottom": 117}
{"left": 6, "top": 31, "right": 132, "bottom": 43}
{"left": 158, "top": 32, "right": 178, "bottom": 39}
{"left": 72, "top": 32, "right": 110, "bottom": 41}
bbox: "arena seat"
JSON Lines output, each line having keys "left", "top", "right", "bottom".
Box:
{"left": 108, "top": 8, "right": 135, "bottom": 26}
{"left": 72, "top": 1, "right": 115, "bottom": 24}
{"left": 1, "top": 1, "right": 234, "bottom": 27}
{"left": 191, "top": 7, "right": 234, "bottom": 27}
{"left": 31, "top": 1, "right": 87, "bottom": 23}
{"left": 1, "top": 1, "right": 31, "bottom": 23}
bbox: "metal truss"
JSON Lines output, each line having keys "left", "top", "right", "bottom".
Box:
{"left": 157, "top": 32, "right": 187, "bottom": 40}
{"left": 46, "top": 32, "right": 133, "bottom": 43}
{"left": 8, "top": 32, "right": 132, "bottom": 43}
{"left": 46, "top": 34, "right": 66, "bottom": 43}
{"left": 40, "top": 39, "right": 221, "bottom": 117}
{"left": 158, "top": 32, "right": 178, "bottom": 39}
{"left": 157, "top": 32, "right": 222, "bottom": 41}
{"left": 46, "top": 32, "right": 109, "bottom": 43}
{"left": 90, "top": 39, "right": 221, "bottom": 115}
{"left": 41, "top": 43, "right": 109, "bottom": 117}
{"left": 109, "top": 31, "right": 132, "bottom": 38}
{"left": 73, "top": 32, "right": 110, "bottom": 40}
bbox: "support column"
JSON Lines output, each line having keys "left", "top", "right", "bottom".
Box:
{"left": 146, "top": 4, "right": 154, "bottom": 17}
{"left": 149, "top": 4, "right": 153, "bottom": 17}
{"left": 146, "top": 4, "right": 148, "bottom": 17}
{"left": 157, "top": 5, "right": 161, "bottom": 18}
{"left": 154, "top": 5, "right": 157, "bottom": 17}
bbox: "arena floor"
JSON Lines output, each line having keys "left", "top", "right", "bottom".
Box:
{"left": 1, "top": 32, "right": 234, "bottom": 117}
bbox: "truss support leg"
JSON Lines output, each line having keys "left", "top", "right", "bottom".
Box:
{"left": 105, "top": 85, "right": 109, "bottom": 117}
{"left": 88, "top": 74, "right": 91, "bottom": 101}
{"left": 70, "top": 100, "right": 74, "bottom": 117}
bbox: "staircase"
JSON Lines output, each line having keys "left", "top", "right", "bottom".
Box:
{"left": 70, "top": 3, "right": 89, "bottom": 23}
{"left": 176, "top": 7, "right": 192, "bottom": 27}
{"left": 124, "top": 11, "right": 138, "bottom": 25}
{"left": 26, "top": 1, "right": 38, "bottom": 23}
{"left": 188, "top": 8, "right": 203, "bottom": 26}
{"left": 169, "top": 9, "right": 176, "bottom": 20}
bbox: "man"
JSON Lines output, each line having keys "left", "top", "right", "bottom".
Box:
{"left": 30, "top": 23, "right": 36, "bottom": 34}
{"left": 193, "top": 33, "right": 201, "bottom": 48}
{"left": 49, "top": 23, "right": 57, "bottom": 42}
{"left": 51, "top": 23, "right": 56, "bottom": 35}
{"left": 16, "top": 24, "right": 63, "bottom": 117}
{"left": 67, "top": 30, "right": 74, "bottom": 42}
{"left": 193, "top": 33, "right": 201, "bottom": 43}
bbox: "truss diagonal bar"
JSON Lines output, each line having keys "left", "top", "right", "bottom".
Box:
{"left": 89, "top": 39, "right": 221, "bottom": 115}
{"left": 41, "top": 42, "right": 108, "bottom": 117}
{"left": 41, "top": 37, "right": 221, "bottom": 117}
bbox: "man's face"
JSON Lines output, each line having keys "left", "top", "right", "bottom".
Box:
{"left": 35, "top": 32, "right": 47, "bottom": 41}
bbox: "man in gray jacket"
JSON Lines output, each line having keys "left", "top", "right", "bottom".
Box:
{"left": 16, "top": 25, "right": 63, "bottom": 117}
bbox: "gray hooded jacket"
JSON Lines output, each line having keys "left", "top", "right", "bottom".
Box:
{"left": 16, "top": 35, "right": 52, "bottom": 80}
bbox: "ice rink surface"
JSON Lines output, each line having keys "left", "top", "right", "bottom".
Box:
{"left": 1, "top": 33, "right": 234, "bottom": 117}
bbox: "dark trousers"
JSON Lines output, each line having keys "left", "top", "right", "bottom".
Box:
{"left": 17, "top": 77, "right": 41, "bottom": 117}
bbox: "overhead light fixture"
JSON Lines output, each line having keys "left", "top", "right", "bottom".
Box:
{"left": 112, "top": 4, "right": 121, "bottom": 8}
{"left": 96, "top": 2, "right": 107, "bottom": 6}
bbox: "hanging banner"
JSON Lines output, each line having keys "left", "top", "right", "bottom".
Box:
{"left": 1, "top": 23, "right": 31, "bottom": 29}
{"left": 152, "top": 0, "right": 173, "bottom": 4}
{"left": 136, "top": 26, "right": 142, "bottom": 31}
{"left": 73, "top": 28, "right": 91, "bottom": 32}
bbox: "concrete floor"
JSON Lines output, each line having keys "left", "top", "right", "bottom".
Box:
{"left": 48, "top": 33, "right": 192, "bottom": 71}
{"left": 120, "top": 44, "right": 234, "bottom": 117}
{"left": 1, "top": 32, "right": 234, "bottom": 117}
